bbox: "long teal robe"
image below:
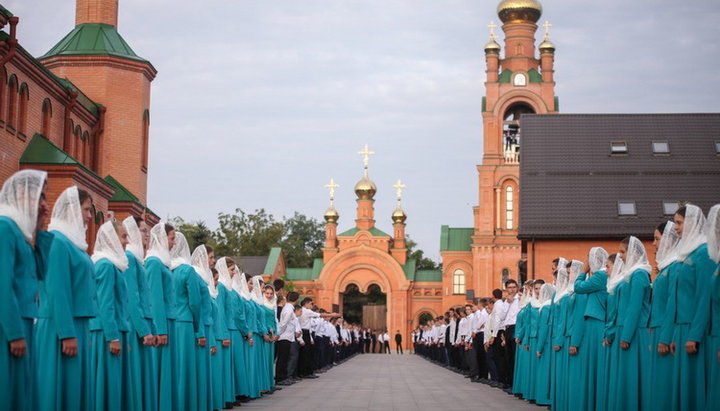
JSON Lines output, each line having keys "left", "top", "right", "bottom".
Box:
{"left": 210, "top": 294, "right": 229, "bottom": 410}
{"left": 574, "top": 271, "right": 608, "bottom": 411}
{"left": 260, "top": 304, "right": 277, "bottom": 386}
{"left": 535, "top": 304, "right": 553, "bottom": 406}
{"left": 256, "top": 303, "right": 275, "bottom": 392}
{"left": 90, "top": 258, "right": 131, "bottom": 411}
{"left": 196, "top": 277, "right": 212, "bottom": 411}
{"left": 215, "top": 284, "right": 234, "bottom": 405}
{"left": 665, "top": 244, "right": 714, "bottom": 410}
{"left": 243, "top": 299, "right": 262, "bottom": 398}
{"left": 602, "top": 287, "right": 620, "bottom": 411}
{"left": 608, "top": 269, "right": 651, "bottom": 411}
{"left": 172, "top": 264, "right": 202, "bottom": 411}
{"left": 145, "top": 256, "right": 176, "bottom": 411}
{"left": 707, "top": 264, "right": 720, "bottom": 411}
{"left": 525, "top": 305, "right": 539, "bottom": 402}
{"left": 648, "top": 263, "right": 677, "bottom": 411}
{"left": 511, "top": 304, "right": 527, "bottom": 396}
{"left": 567, "top": 292, "right": 588, "bottom": 409}
{"left": 551, "top": 294, "right": 569, "bottom": 411}
{"left": 124, "top": 251, "right": 156, "bottom": 411}
{"left": 36, "top": 230, "right": 98, "bottom": 411}
{"left": 0, "top": 217, "right": 39, "bottom": 410}
{"left": 228, "top": 290, "right": 248, "bottom": 398}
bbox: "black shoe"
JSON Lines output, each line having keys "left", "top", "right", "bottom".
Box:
{"left": 277, "top": 379, "right": 292, "bottom": 386}
{"left": 470, "top": 377, "right": 481, "bottom": 383}
{"left": 302, "top": 374, "right": 319, "bottom": 379}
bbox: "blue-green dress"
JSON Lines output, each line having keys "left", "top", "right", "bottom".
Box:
{"left": 124, "top": 251, "right": 156, "bottom": 411}
{"left": 707, "top": 264, "right": 720, "bottom": 410}
{"left": 511, "top": 304, "right": 527, "bottom": 396}
{"left": 0, "top": 217, "right": 39, "bottom": 410}
{"left": 243, "top": 299, "right": 262, "bottom": 398}
{"left": 228, "top": 290, "right": 248, "bottom": 398}
{"left": 260, "top": 304, "right": 277, "bottom": 387}
{"left": 566, "top": 291, "right": 587, "bottom": 409}
{"left": 602, "top": 286, "right": 620, "bottom": 411}
{"left": 535, "top": 303, "right": 553, "bottom": 406}
{"left": 574, "top": 271, "right": 608, "bottom": 411}
{"left": 36, "top": 231, "right": 98, "bottom": 411}
{"left": 215, "top": 284, "right": 234, "bottom": 405}
{"left": 172, "top": 264, "right": 202, "bottom": 411}
{"left": 256, "top": 303, "right": 275, "bottom": 392}
{"left": 665, "top": 244, "right": 714, "bottom": 410}
{"left": 525, "top": 305, "right": 540, "bottom": 402}
{"left": 649, "top": 263, "right": 678, "bottom": 411}
{"left": 90, "top": 258, "right": 131, "bottom": 411}
{"left": 551, "top": 294, "right": 569, "bottom": 411}
{"left": 210, "top": 293, "right": 229, "bottom": 410}
{"left": 145, "top": 256, "right": 176, "bottom": 411}
{"left": 196, "top": 278, "right": 213, "bottom": 411}
{"left": 608, "top": 269, "right": 651, "bottom": 411}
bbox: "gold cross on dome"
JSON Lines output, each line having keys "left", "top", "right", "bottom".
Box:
{"left": 488, "top": 21, "right": 497, "bottom": 41}
{"left": 357, "top": 144, "right": 375, "bottom": 168}
{"left": 543, "top": 21, "right": 552, "bottom": 40}
{"left": 393, "top": 179, "right": 406, "bottom": 201}
{"left": 324, "top": 178, "right": 339, "bottom": 200}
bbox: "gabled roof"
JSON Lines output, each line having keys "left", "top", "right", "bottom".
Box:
{"left": 42, "top": 23, "right": 149, "bottom": 63}
{"left": 104, "top": 175, "right": 142, "bottom": 204}
{"left": 263, "top": 247, "right": 283, "bottom": 275}
{"left": 402, "top": 258, "right": 417, "bottom": 281}
{"left": 233, "top": 256, "right": 269, "bottom": 277}
{"left": 286, "top": 258, "right": 324, "bottom": 281}
{"left": 338, "top": 227, "right": 391, "bottom": 237}
{"left": 440, "top": 226, "right": 473, "bottom": 252}
{"left": 20, "top": 133, "right": 80, "bottom": 166}
{"left": 415, "top": 269, "right": 442, "bottom": 282}
{"left": 518, "top": 113, "right": 720, "bottom": 239}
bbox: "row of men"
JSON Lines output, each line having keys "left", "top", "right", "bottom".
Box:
{"left": 0, "top": 170, "right": 352, "bottom": 411}
{"left": 417, "top": 203, "right": 720, "bottom": 411}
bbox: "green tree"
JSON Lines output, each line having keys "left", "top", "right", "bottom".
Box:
{"left": 212, "top": 208, "right": 284, "bottom": 257}
{"left": 279, "top": 212, "right": 324, "bottom": 268}
{"left": 169, "top": 217, "right": 214, "bottom": 251}
{"left": 406, "top": 237, "right": 439, "bottom": 270}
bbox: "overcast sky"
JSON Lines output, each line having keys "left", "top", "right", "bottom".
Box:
{"left": 6, "top": 0, "right": 719, "bottom": 262}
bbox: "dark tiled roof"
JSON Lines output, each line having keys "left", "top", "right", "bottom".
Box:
{"left": 518, "top": 113, "right": 720, "bottom": 239}
{"left": 232, "top": 256, "right": 269, "bottom": 276}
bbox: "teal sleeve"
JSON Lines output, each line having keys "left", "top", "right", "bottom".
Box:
{"left": 659, "top": 267, "right": 678, "bottom": 344}
{"left": 515, "top": 310, "right": 525, "bottom": 341}
{"left": 47, "top": 240, "right": 77, "bottom": 339}
{"left": 575, "top": 272, "right": 607, "bottom": 294}
{"left": 0, "top": 228, "right": 23, "bottom": 341}
{"left": 551, "top": 305, "right": 564, "bottom": 347}
{"left": 536, "top": 309, "right": 550, "bottom": 353}
{"left": 187, "top": 272, "right": 203, "bottom": 337}
{"left": 147, "top": 260, "right": 168, "bottom": 335}
{"left": 570, "top": 296, "right": 587, "bottom": 347}
{"left": 95, "top": 262, "right": 120, "bottom": 341}
{"left": 688, "top": 249, "right": 715, "bottom": 342}
{"left": 620, "top": 270, "right": 649, "bottom": 343}
{"left": 215, "top": 292, "right": 229, "bottom": 340}
{"left": 237, "top": 299, "right": 249, "bottom": 335}
{"left": 125, "top": 258, "right": 151, "bottom": 338}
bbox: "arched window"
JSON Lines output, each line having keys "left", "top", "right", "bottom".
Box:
{"left": 505, "top": 185, "right": 514, "bottom": 229}
{"left": 73, "top": 125, "right": 82, "bottom": 159}
{"left": 41, "top": 99, "right": 52, "bottom": 137}
{"left": 64, "top": 120, "right": 75, "bottom": 153}
{"left": 141, "top": 110, "right": 149, "bottom": 172}
{"left": 453, "top": 269, "right": 466, "bottom": 295}
{"left": 502, "top": 102, "right": 534, "bottom": 163}
{"left": 6, "top": 75, "right": 17, "bottom": 130}
{"left": 0, "top": 68, "right": 6, "bottom": 123}
{"left": 17, "top": 83, "right": 28, "bottom": 139}
{"left": 82, "top": 131, "right": 90, "bottom": 165}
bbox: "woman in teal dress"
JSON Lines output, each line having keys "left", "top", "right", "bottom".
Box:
{"left": 169, "top": 232, "right": 203, "bottom": 411}
{"left": 550, "top": 258, "right": 569, "bottom": 411}
{"left": 0, "top": 169, "right": 47, "bottom": 410}
{"left": 566, "top": 260, "right": 588, "bottom": 410}
{"left": 242, "top": 274, "right": 262, "bottom": 398}
{"left": 524, "top": 284, "right": 540, "bottom": 403}
{"left": 36, "top": 186, "right": 98, "bottom": 411}
{"left": 650, "top": 221, "right": 679, "bottom": 411}
{"left": 191, "top": 244, "right": 215, "bottom": 411}
{"left": 250, "top": 275, "right": 274, "bottom": 393}
{"left": 534, "top": 283, "right": 555, "bottom": 407}
{"left": 214, "top": 257, "right": 237, "bottom": 407}
{"left": 511, "top": 285, "right": 530, "bottom": 398}
{"left": 261, "top": 284, "right": 279, "bottom": 390}
{"left": 210, "top": 265, "right": 231, "bottom": 410}
{"left": 145, "top": 222, "right": 176, "bottom": 411}
{"left": 90, "top": 220, "right": 131, "bottom": 411}
{"left": 666, "top": 205, "right": 714, "bottom": 410}
{"left": 705, "top": 204, "right": 720, "bottom": 411}
{"left": 602, "top": 254, "right": 623, "bottom": 411}
{"left": 573, "top": 247, "right": 608, "bottom": 411}
{"left": 122, "top": 216, "right": 156, "bottom": 411}
{"left": 608, "top": 236, "right": 651, "bottom": 411}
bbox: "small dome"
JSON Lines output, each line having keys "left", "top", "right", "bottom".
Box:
{"left": 497, "top": 0, "right": 543, "bottom": 24}
{"left": 484, "top": 39, "right": 501, "bottom": 53}
{"left": 324, "top": 206, "right": 339, "bottom": 223}
{"left": 539, "top": 39, "right": 555, "bottom": 52}
{"left": 392, "top": 206, "right": 407, "bottom": 224}
{"left": 354, "top": 176, "right": 377, "bottom": 200}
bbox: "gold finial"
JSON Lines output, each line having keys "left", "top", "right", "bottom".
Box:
{"left": 357, "top": 144, "right": 375, "bottom": 171}
{"left": 488, "top": 21, "right": 498, "bottom": 41}
{"left": 324, "top": 178, "right": 339, "bottom": 201}
{"left": 393, "top": 179, "right": 406, "bottom": 203}
{"left": 543, "top": 20, "right": 552, "bottom": 40}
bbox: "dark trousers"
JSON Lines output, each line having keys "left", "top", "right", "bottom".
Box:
{"left": 288, "top": 341, "right": 300, "bottom": 378}
{"left": 371, "top": 340, "right": 376, "bottom": 353}
{"left": 298, "top": 329, "right": 314, "bottom": 376}
{"left": 383, "top": 341, "right": 390, "bottom": 354}
{"left": 466, "top": 345, "right": 479, "bottom": 377}
{"left": 275, "top": 340, "right": 291, "bottom": 381}
{"left": 504, "top": 325, "right": 516, "bottom": 385}
{"left": 396, "top": 341, "right": 403, "bottom": 354}
{"left": 491, "top": 331, "right": 508, "bottom": 384}
{"left": 473, "top": 333, "right": 488, "bottom": 379}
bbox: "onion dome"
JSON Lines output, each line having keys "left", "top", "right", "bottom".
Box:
{"left": 354, "top": 175, "right": 377, "bottom": 200}
{"left": 392, "top": 206, "right": 407, "bottom": 224}
{"left": 484, "top": 39, "right": 501, "bottom": 53}
{"left": 324, "top": 206, "right": 339, "bottom": 223}
{"left": 539, "top": 38, "right": 555, "bottom": 52}
{"left": 497, "top": 0, "right": 543, "bottom": 24}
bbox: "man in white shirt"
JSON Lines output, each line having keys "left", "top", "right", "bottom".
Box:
{"left": 500, "top": 279, "right": 520, "bottom": 388}
{"left": 276, "top": 292, "right": 300, "bottom": 385}
{"left": 287, "top": 305, "right": 304, "bottom": 381}
{"left": 381, "top": 330, "right": 390, "bottom": 354}
{"left": 471, "top": 300, "right": 490, "bottom": 382}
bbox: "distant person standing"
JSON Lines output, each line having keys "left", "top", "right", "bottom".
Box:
{"left": 382, "top": 330, "right": 391, "bottom": 354}
{"left": 395, "top": 330, "right": 403, "bottom": 354}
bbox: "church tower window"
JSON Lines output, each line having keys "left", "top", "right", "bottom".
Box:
{"left": 6, "top": 75, "right": 17, "bottom": 131}
{"left": 513, "top": 73, "right": 527, "bottom": 86}
{"left": 41, "top": 99, "right": 52, "bottom": 138}
{"left": 452, "top": 269, "right": 466, "bottom": 295}
{"left": 505, "top": 185, "right": 514, "bottom": 229}
{"left": 17, "top": 83, "right": 29, "bottom": 139}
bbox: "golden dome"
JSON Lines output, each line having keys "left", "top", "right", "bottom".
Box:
{"left": 497, "top": 0, "right": 542, "bottom": 24}
{"left": 354, "top": 175, "right": 377, "bottom": 200}
{"left": 539, "top": 39, "right": 555, "bottom": 52}
{"left": 484, "top": 39, "right": 501, "bottom": 53}
{"left": 392, "top": 206, "right": 407, "bottom": 224}
{"left": 324, "top": 206, "right": 339, "bottom": 223}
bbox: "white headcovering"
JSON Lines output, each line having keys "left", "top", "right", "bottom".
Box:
{"left": 529, "top": 283, "right": 542, "bottom": 308}
{"left": 0, "top": 169, "right": 47, "bottom": 241}
{"left": 192, "top": 245, "right": 218, "bottom": 298}
{"left": 675, "top": 204, "right": 707, "bottom": 262}
{"left": 621, "top": 236, "right": 652, "bottom": 285}
{"left": 657, "top": 221, "right": 680, "bottom": 270}
{"left": 91, "top": 220, "right": 129, "bottom": 271}
{"left": 233, "top": 267, "right": 252, "bottom": 300}
{"left": 48, "top": 186, "right": 88, "bottom": 250}
{"left": 145, "top": 222, "right": 171, "bottom": 266}
{"left": 539, "top": 283, "right": 556, "bottom": 310}
{"left": 519, "top": 282, "right": 531, "bottom": 308}
{"left": 251, "top": 275, "right": 264, "bottom": 304}
{"left": 706, "top": 204, "right": 720, "bottom": 264}
{"left": 588, "top": 247, "right": 609, "bottom": 274}
{"left": 169, "top": 231, "right": 191, "bottom": 270}
{"left": 215, "top": 257, "right": 234, "bottom": 290}
{"left": 122, "top": 216, "right": 145, "bottom": 262}
{"left": 263, "top": 286, "right": 277, "bottom": 311}
{"left": 566, "top": 260, "right": 584, "bottom": 294}
{"left": 607, "top": 255, "right": 625, "bottom": 294}
{"left": 553, "top": 257, "right": 569, "bottom": 301}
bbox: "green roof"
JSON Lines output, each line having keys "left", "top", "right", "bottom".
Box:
{"left": 528, "top": 68, "right": 542, "bottom": 83}
{"left": 105, "top": 175, "right": 142, "bottom": 204}
{"left": 415, "top": 269, "right": 442, "bottom": 282}
{"left": 19, "top": 133, "right": 103, "bottom": 180}
{"left": 402, "top": 258, "right": 417, "bottom": 281}
{"left": 498, "top": 68, "right": 512, "bottom": 83}
{"left": 42, "top": 23, "right": 149, "bottom": 63}
{"left": 338, "top": 227, "right": 390, "bottom": 237}
{"left": 263, "top": 247, "right": 283, "bottom": 275}
{"left": 286, "top": 258, "right": 324, "bottom": 281}
{"left": 0, "top": 5, "right": 13, "bottom": 18}
{"left": 554, "top": 96, "right": 560, "bottom": 111}
{"left": 440, "top": 225, "right": 474, "bottom": 252}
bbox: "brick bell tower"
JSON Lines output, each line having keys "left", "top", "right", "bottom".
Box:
{"left": 40, "top": 0, "right": 157, "bottom": 203}
{"left": 472, "top": 0, "right": 557, "bottom": 294}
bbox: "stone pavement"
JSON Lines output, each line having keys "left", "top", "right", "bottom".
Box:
{"left": 239, "top": 353, "right": 539, "bottom": 411}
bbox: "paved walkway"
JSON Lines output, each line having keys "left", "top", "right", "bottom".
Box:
{"left": 240, "top": 354, "right": 538, "bottom": 410}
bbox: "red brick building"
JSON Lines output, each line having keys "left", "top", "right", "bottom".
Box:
{"left": 0, "top": 0, "right": 158, "bottom": 249}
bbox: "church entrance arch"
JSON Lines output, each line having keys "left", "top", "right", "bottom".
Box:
{"left": 341, "top": 283, "right": 387, "bottom": 330}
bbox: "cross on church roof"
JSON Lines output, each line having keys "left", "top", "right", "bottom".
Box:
{"left": 543, "top": 21, "right": 552, "bottom": 40}
{"left": 357, "top": 144, "right": 375, "bottom": 169}
{"left": 393, "top": 179, "right": 406, "bottom": 202}
{"left": 488, "top": 21, "right": 497, "bottom": 41}
{"left": 324, "top": 178, "right": 339, "bottom": 201}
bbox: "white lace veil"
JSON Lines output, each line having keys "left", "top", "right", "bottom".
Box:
{"left": 122, "top": 216, "right": 145, "bottom": 262}
{"left": 519, "top": 281, "right": 531, "bottom": 308}
{"left": 0, "top": 169, "right": 47, "bottom": 241}
{"left": 91, "top": 220, "right": 129, "bottom": 271}
{"left": 675, "top": 204, "right": 707, "bottom": 262}
{"left": 706, "top": 204, "right": 720, "bottom": 264}
{"left": 251, "top": 275, "right": 264, "bottom": 304}
{"left": 588, "top": 247, "right": 609, "bottom": 274}
{"left": 215, "top": 257, "right": 234, "bottom": 290}
{"left": 621, "top": 236, "right": 652, "bottom": 284}
{"left": 48, "top": 186, "right": 88, "bottom": 250}
{"left": 263, "top": 285, "right": 277, "bottom": 311}
{"left": 539, "top": 283, "right": 555, "bottom": 310}
{"left": 169, "top": 231, "right": 191, "bottom": 270}
{"left": 233, "top": 267, "right": 252, "bottom": 300}
{"left": 145, "top": 222, "right": 171, "bottom": 267}
{"left": 529, "top": 283, "right": 542, "bottom": 308}
{"left": 566, "top": 260, "right": 584, "bottom": 294}
{"left": 607, "top": 255, "right": 625, "bottom": 294}
{"left": 192, "top": 245, "right": 218, "bottom": 298}
{"left": 553, "top": 257, "right": 569, "bottom": 301}
{"left": 657, "top": 221, "right": 680, "bottom": 270}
